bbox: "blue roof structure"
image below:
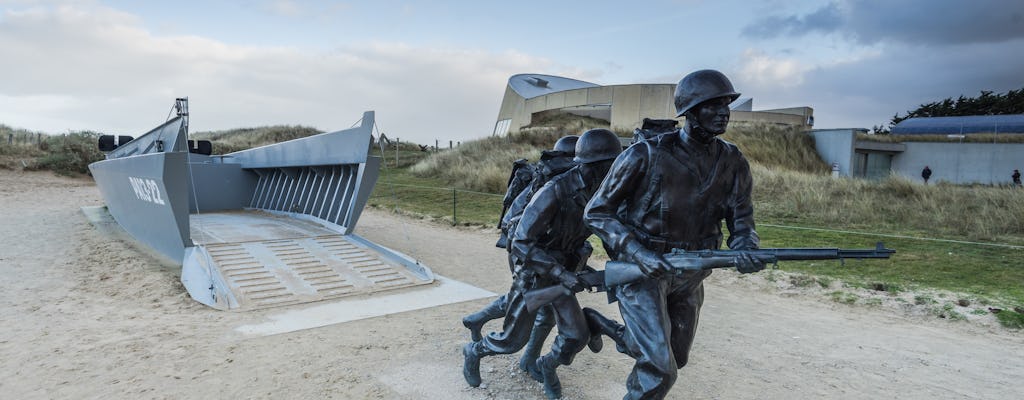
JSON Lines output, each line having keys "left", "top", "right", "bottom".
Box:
{"left": 892, "top": 114, "right": 1024, "bottom": 135}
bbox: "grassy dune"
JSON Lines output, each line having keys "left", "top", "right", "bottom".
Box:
{"left": 1, "top": 127, "right": 104, "bottom": 175}
{"left": 191, "top": 125, "right": 325, "bottom": 154}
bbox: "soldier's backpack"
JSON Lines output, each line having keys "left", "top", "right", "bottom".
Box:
{"left": 632, "top": 118, "right": 679, "bottom": 144}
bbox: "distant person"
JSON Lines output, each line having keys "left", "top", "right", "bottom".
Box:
{"left": 1013, "top": 169, "right": 1021, "bottom": 186}
{"left": 922, "top": 166, "right": 932, "bottom": 184}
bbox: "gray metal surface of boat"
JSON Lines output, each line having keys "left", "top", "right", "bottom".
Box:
{"left": 88, "top": 101, "right": 433, "bottom": 311}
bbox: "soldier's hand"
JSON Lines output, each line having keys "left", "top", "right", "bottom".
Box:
{"left": 735, "top": 253, "right": 766, "bottom": 274}
{"left": 633, "top": 248, "right": 672, "bottom": 278}
{"left": 557, "top": 271, "right": 586, "bottom": 292}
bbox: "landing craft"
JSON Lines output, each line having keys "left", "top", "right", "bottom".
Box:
{"left": 87, "top": 98, "right": 433, "bottom": 311}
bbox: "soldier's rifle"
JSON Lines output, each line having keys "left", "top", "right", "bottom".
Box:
{"left": 523, "top": 243, "right": 895, "bottom": 312}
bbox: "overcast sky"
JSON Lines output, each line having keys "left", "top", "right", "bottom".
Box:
{"left": 1, "top": 0, "right": 1022, "bottom": 143}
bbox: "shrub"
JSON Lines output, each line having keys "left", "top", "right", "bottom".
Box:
{"left": 30, "top": 132, "right": 105, "bottom": 176}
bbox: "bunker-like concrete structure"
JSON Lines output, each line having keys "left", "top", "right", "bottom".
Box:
{"left": 810, "top": 129, "right": 1024, "bottom": 184}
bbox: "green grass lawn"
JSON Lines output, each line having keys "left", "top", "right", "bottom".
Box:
{"left": 368, "top": 163, "right": 504, "bottom": 227}
{"left": 759, "top": 224, "right": 1024, "bottom": 306}
{"left": 368, "top": 166, "right": 1024, "bottom": 323}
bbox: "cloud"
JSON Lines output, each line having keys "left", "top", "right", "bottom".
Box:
{"left": 735, "top": 49, "right": 808, "bottom": 88}
{"left": 742, "top": 2, "right": 843, "bottom": 39}
{"left": 263, "top": 0, "right": 303, "bottom": 17}
{"left": 734, "top": 1, "right": 1024, "bottom": 130}
{"left": 732, "top": 38, "right": 1024, "bottom": 129}
{"left": 743, "top": 0, "right": 1024, "bottom": 46}
{"left": 0, "top": 3, "right": 563, "bottom": 143}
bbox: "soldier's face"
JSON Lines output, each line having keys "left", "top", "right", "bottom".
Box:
{"left": 694, "top": 97, "right": 732, "bottom": 135}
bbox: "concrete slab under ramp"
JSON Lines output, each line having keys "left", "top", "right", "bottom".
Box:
{"left": 185, "top": 210, "right": 433, "bottom": 311}
{"left": 234, "top": 275, "right": 495, "bottom": 337}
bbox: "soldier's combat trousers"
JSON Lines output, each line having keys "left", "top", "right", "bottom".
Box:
{"left": 476, "top": 285, "right": 588, "bottom": 365}
{"left": 616, "top": 271, "right": 709, "bottom": 400}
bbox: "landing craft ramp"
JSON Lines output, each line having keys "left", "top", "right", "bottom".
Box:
{"left": 89, "top": 102, "right": 435, "bottom": 311}
{"left": 187, "top": 211, "right": 431, "bottom": 311}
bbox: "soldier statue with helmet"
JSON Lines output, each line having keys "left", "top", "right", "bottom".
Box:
{"left": 583, "top": 69, "right": 766, "bottom": 399}
{"left": 463, "top": 128, "right": 623, "bottom": 399}
{"left": 462, "top": 135, "right": 581, "bottom": 380}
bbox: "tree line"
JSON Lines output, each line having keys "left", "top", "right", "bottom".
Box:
{"left": 873, "top": 87, "right": 1024, "bottom": 134}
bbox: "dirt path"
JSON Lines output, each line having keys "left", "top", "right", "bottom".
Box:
{"left": 1, "top": 170, "right": 1021, "bottom": 399}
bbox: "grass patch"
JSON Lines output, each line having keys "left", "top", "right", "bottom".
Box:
{"left": 914, "top": 295, "right": 936, "bottom": 305}
{"left": 368, "top": 166, "right": 503, "bottom": 227}
{"left": 936, "top": 303, "right": 967, "bottom": 321}
{"left": 761, "top": 224, "right": 1024, "bottom": 311}
{"left": 788, "top": 273, "right": 835, "bottom": 289}
{"left": 829, "top": 291, "right": 858, "bottom": 304}
{"left": 789, "top": 274, "right": 817, "bottom": 287}
{"left": 2, "top": 131, "right": 106, "bottom": 176}
{"left": 995, "top": 310, "right": 1024, "bottom": 329}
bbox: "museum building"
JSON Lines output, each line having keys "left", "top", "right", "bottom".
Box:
{"left": 492, "top": 73, "right": 814, "bottom": 136}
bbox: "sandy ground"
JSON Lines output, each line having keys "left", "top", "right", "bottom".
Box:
{"left": 1, "top": 169, "right": 1023, "bottom": 399}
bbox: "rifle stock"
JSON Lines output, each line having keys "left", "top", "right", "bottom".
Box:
{"left": 604, "top": 242, "right": 895, "bottom": 287}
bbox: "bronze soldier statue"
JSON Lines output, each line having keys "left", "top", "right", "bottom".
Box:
{"left": 584, "top": 69, "right": 765, "bottom": 399}
{"left": 462, "top": 135, "right": 579, "bottom": 379}
{"left": 463, "top": 129, "right": 623, "bottom": 399}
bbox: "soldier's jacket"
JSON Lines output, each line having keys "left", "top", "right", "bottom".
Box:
{"left": 500, "top": 151, "right": 576, "bottom": 233}
{"left": 510, "top": 166, "right": 593, "bottom": 282}
{"left": 501, "top": 159, "right": 535, "bottom": 211}
{"left": 585, "top": 130, "right": 759, "bottom": 257}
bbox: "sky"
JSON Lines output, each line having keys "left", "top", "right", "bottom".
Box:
{"left": 1, "top": 0, "right": 1022, "bottom": 144}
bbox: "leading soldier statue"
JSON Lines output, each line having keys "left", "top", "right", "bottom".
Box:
{"left": 584, "top": 70, "right": 766, "bottom": 399}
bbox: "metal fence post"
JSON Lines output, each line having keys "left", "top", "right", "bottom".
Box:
{"left": 452, "top": 188, "right": 457, "bottom": 226}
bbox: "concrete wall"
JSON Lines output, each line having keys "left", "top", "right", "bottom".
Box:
{"left": 806, "top": 129, "right": 1024, "bottom": 184}
{"left": 732, "top": 110, "right": 810, "bottom": 127}
{"left": 891, "top": 142, "right": 1024, "bottom": 184}
{"left": 809, "top": 129, "right": 856, "bottom": 176}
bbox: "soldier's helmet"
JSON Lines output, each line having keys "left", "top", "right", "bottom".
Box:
{"left": 673, "top": 69, "right": 741, "bottom": 117}
{"left": 552, "top": 135, "right": 579, "bottom": 155}
{"left": 573, "top": 129, "right": 623, "bottom": 164}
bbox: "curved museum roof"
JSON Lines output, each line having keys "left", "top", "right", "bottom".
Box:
{"left": 508, "top": 73, "right": 600, "bottom": 99}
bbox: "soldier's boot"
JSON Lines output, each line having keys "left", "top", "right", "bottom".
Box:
{"left": 583, "top": 307, "right": 627, "bottom": 354}
{"left": 462, "top": 342, "right": 485, "bottom": 387}
{"left": 536, "top": 354, "right": 563, "bottom": 399}
{"left": 519, "top": 317, "right": 554, "bottom": 382}
{"left": 461, "top": 298, "right": 505, "bottom": 342}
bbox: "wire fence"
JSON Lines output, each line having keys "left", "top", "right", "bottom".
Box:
{"left": 3, "top": 132, "right": 44, "bottom": 146}
{"left": 370, "top": 181, "right": 504, "bottom": 227}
